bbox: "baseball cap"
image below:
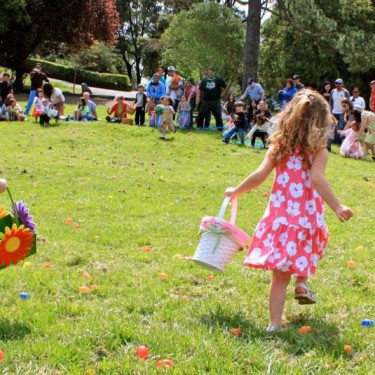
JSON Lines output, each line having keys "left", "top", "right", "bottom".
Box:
{"left": 335, "top": 78, "right": 344, "bottom": 84}
{"left": 370, "top": 80, "right": 375, "bottom": 85}
{"left": 292, "top": 75, "right": 300, "bottom": 80}
{"left": 153, "top": 73, "right": 160, "bottom": 77}
{"left": 247, "top": 78, "right": 254, "bottom": 84}
{"left": 167, "top": 66, "right": 175, "bottom": 71}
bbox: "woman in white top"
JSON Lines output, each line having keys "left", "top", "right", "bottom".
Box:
{"left": 349, "top": 87, "right": 366, "bottom": 111}
{"left": 43, "top": 83, "right": 65, "bottom": 117}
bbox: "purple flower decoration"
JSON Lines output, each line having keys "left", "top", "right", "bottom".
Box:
{"left": 12, "top": 201, "right": 37, "bottom": 233}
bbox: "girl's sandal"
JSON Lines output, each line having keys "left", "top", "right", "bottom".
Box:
{"left": 294, "top": 283, "right": 316, "bottom": 305}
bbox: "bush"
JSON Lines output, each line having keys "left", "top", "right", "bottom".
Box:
{"left": 26, "top": 58, "right": 131, "bottom": 91}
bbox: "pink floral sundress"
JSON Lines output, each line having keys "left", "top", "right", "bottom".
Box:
{"left": 244, "top": 152, "right": 329, "bottom": 276}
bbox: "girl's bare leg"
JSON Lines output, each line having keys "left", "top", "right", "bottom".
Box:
{"left": 269, "top": 270, "right": 291, "bottom": 327}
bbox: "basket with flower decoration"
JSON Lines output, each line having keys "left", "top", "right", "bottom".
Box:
{"left": 0, "top": 179, "right": 37, "bottom": 270}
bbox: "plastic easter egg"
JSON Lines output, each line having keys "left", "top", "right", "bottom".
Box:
{"left": 347, "top": 261, "right": 357, "bottom": 267}
{"left": 160, "top": 273, "right": 169, "bottom": 279}
{"left": 19, "top": 292, "right": 30, "bottom": 300}
{"left": 229, "top": 328, "right": 243, "bottom": 336}
{"left": 344, "top": 345, "right": 353, "bottom": 353}
{"left": 298, "top": 326, "right": 312, "bottom": 334}
{"left": 136, "top": 346, "right": 149, "bottom": 359}
{"left": 156, "top": 359, "right": 173, "bottom": 368}
{"left": 143, "top": 247, "right": 152, "bottom": 252}
{"left": 65, "top": 218, "right": 73, "bottom": 224}
{"left": 0, "top": 349, "right": 4, "bottom": 361}
{"left": 361, "top": 319, "right": 374, "bottom": 327}
{"left": 207, "top": 275, "right": 215, "bottom": 280}
{"left": 79, "top": 287, "right": 91, "bottom": 293}
{"left": 82, "top": 272, "right": 91, "bottom": 279}
{"left": 43, "top": 263, "right": 52, "bottom": 269}
{"left": 181, "top": 295, "right": 189, "bottom": 301}
{"left": 23, "top": 262, "right": 32, "bottom": 269}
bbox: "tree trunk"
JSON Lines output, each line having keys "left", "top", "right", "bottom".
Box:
{"left": 243, "top": 0, "right": 262, "bottom": 90}
{"left": 14, "top": 68, "right": 26, "bottom": 93}
{"left": 135, "top": 58, "right": 142, "bottom": 85}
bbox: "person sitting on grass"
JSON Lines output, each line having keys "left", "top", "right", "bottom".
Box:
{"left": 6, "top": 98, "right": 25, "bottom": 122}
{"left": 82, "top": 92, "right": 98, "bottom": 120}
{"left": 222, "top": 102, "right": 247, "bottom": 145}
{"left": 106, "top": 95, "right": 128, "bottom": 123}
{"left": 159, "top": 96, "right": 176, "bottom": 140}
{"left": 39, "top": 98, "right": 54, "bottom": 126}
{"left": 73, "top": 97, "right": 92, "bottom": 121}
{"left": 247, "top": 115, "right": 269, "bottom": 148}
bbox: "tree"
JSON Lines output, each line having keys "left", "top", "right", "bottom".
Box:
{"left": 116, "top": 0, "right": 163, "bottom": 84}
{"left": 0, "top": 0, "right": 119, "bottom": 91}
{"left": 161, "top": 3, "right": 245, "bottom": 84}
{"left": 259, "top": 0, "right": 375, "bottom": 96}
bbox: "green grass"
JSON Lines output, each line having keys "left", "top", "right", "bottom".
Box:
{"left": 0, "top": 103, "right": 374, "bottom": 374}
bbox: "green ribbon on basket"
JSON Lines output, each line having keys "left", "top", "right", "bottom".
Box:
{"left": 201, "top": 223, "right": 231, "bottom": 254}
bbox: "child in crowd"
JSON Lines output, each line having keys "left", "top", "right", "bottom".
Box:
{"left": 40, "top": 98, "right": 54, "bottom": 126}
{"left": 7, "top": 98, "right": 25, "bottom": 121}
{"left": 247, "top": 99, "right": 258, "bottom": 127}
{"left": 145, "top": 97, "right": 156, "bottom": 126}
{"left": 246, "top": 116, "right": 269, "bottom": 148}
{"left": 32, "top": 89, "right": 44, "bottom": 122}
{"left": 134, "top": 84, "right": 147, "bottom": 126}
{"left": 359, "top": 110, "right": 375, "bottom": 160}
{"left": 338, "top": 110, "right": 363, "bottom": 158}
{"left": 222, "top": 102, "right": 247, "bottom": 145}
{"left": 155, "top": 102, "right": 164, "bottom": 129}
{"left": 225, "top": 89, "right": 353, "bottom": 332}
{"left": 106, "top": 95, "right": 128, "bottom": 123}
{"left": 74, "top": 97, "right": 91, "bottom": 121}
{"left": 160, "top": 96, "right": 175, "bottom": 140}
{"left": 224, "top": 94, "right": 236, "bottom": 117}
{"left": 177, "top": 94, "right": 191, "bottom": 128}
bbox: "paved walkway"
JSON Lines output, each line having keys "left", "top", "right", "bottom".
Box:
{"left": 50, "top": 78, "right": 138, "bottom": 99}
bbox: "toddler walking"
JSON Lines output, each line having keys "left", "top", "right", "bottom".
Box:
{"left": 338, "top": 110, "right": 363, "bottom": 158}
{"left": 225, "top": 90, "right": 353, "bottom": 332}
{"left": 160, "top": 96, "right": 176, "bottom": 140}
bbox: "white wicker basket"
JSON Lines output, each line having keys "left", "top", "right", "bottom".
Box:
{"left": 192, "top": 197, "right": 250, "bottom": 273}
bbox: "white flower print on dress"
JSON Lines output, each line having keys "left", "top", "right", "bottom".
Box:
{"left": 263, "top": 233, "right": 274, "bottom": 247}
{"left": 286, "top": 241, "right": 297, "bottom": 256}
{"left": 286, "top": 200, "right": 300, "bottom": 216}
{"left": 272, "top": 217, "right": 288, "bottom": 231}
{"left": 305, "top": 199, "right": 316, "bottom": 215}
{"left": 276, "top": 259, "right": 293, "bottom": 272}
{"left": 317, "top": 212, "right": 325, "bottom": 228}
{"left": 277, "top": 172, "right": 290, "bottom": 187}
{"left": 270, "top": 190, "right": 286, "bottom": 207}
{"left": 268, "top": 249, "right": 281, "bottom": 263}
{"left": 301, "top": 171, "right": 312, "bottom": 188}
{"left": 299, "top": 216, "right": 312, "bottom": 229}
{"left": 278, "top": 232, "right": 288, "bottom": 246}
{"left": 287, "top": 156, "right": 303, "bottom": 171}
{"left": 304, "top": 239, "right": 312, "bottom": 254}
{"left": 297, "top": 231, "right": 306, "bottom": 242}
{"left": 255, "top": 222, "right": 267, "bottom": 238}
{"left": 289, "top": 182, "right": 303, "bottom": 198}
{"left": 311, "top": 254, "right": 320, "bottom": 267}
{"left": 295, "top": 256, "right": 308, "bottom": 272}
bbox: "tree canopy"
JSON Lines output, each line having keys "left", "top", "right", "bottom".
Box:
{"left": 0, "top": 0, "right": 119, "bottom": 89}
{"left": 161, "top": 3, "right": 245, "bottom": 83}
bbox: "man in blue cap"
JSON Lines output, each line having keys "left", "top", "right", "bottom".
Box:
{"left": 238, "top": 78, "right": 265, "bottom": 105}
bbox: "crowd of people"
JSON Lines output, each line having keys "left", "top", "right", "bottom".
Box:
{"left": 1, "top": 63, "right": 374, "bottom": 160}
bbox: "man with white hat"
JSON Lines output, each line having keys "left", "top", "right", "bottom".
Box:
{"left": 329, "top": 78, "right": 350, "bottom": 144}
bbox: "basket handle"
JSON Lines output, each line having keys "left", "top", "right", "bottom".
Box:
{"left": 217, "top": 197, "right": 237, "bottom": 225}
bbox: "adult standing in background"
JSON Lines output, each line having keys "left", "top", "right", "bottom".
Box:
{"left": 196, "top": 67, "right": 227, "bottom": 130}
{"left": 329, "top": 78, "right": 350, "bottom": 144}
{"left": 370, "top": 80, "right": 375, "bottom": 113}
{"left": 146, "top": 74, "right": 166, "bottom": 104}
{"left": 24, "top": 62, "right": 49, "bottom": 115}
{"left": 165, "top": 66, "right": 184, "bottom": 114}
{"left": 350, "top": 87, "right": 365, "bottom": 111}
{"left": 292, "top": 75, "right": 304, "bottom": 91}
{"left": 184, "top": 78, "right": 197, "bottom": 128}
{"left": 320, "top": 81, "right": 332, "bottom": 102}
{"left": 156, "top": 67, "right": 166, "bottom": 86}
{"left": 238, "top": 78, "right": 265, "bottom": 105}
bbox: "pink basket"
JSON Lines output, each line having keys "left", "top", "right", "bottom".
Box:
{"left": 192, "top": 197, "right": 250, "bottom": 272}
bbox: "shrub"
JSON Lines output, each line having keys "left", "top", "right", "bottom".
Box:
{"left": 26, "top": 58, "right": 131, "bottom": 90}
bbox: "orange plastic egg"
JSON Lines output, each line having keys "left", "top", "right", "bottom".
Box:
{"left": 156, "top": 359, "right": 173, "bottom": 368}
{"left": 229, "top": 328, "right": 243, "bottom": 336}
{"left": 298, "top": 326, "right": 313, "bottom": 334}
{"left": 136, "top": 345, "right": 149, "bottom": 359}
{"left": 160, "top": 273, "right": 169, "bottom": 279}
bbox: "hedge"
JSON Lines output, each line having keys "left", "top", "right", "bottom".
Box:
{"left": 26, "top": 58, "right": 131, "bottom": 91}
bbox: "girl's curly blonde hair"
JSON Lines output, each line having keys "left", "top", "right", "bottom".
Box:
{"left": 269, "top": 89, "right": 330, "bottom": 166}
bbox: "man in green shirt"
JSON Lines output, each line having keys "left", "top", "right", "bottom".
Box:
{"left": 196, "top": 68, "right": 227, "bottom": 130}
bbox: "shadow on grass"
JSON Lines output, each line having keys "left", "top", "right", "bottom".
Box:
{"left": 276, "top": 312, "right": 349, "bottom": 359}
{"left": 0, "top": 319, "right": 31, "bottom": 341}
{"left": 201, "top": 308, "right": 349, "bottom": 359}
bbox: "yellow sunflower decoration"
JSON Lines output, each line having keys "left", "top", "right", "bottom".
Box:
{"left": 0, "top": 205, "right": 9, "bottom": 219}
{"left": 0, "top": 224, "right": 34, "bottom": 267}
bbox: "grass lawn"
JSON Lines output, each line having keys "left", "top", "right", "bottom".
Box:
{"left": 0, "top": 103, "right": 374, "bottom": 374}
